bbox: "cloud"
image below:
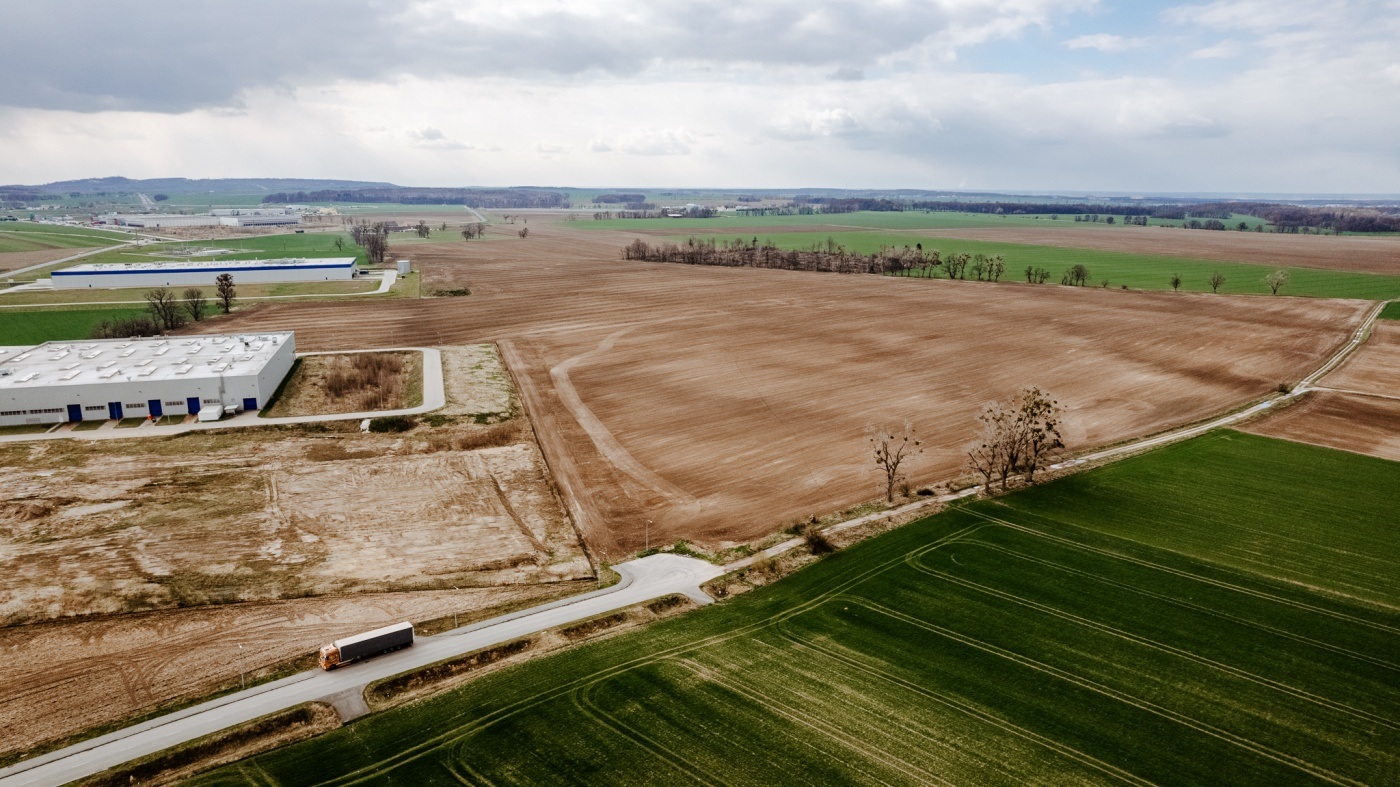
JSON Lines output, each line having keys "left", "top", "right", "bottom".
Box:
{"left": 829, "top": 66, "right": 866, "bottom": 81}
{"left": 408, "top": 127, "right": 469, "bottom": 150}
{"left": 0, "top": 0, "right": 1095, "bottom": 113}
{"left": 1064, "top": 34, "right": 1146, "bottom": 52}
{"left": 1189, "top": 39, "right": 1240, "bottom": 58}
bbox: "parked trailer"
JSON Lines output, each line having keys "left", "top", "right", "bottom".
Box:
{"left": 319, "top": 621, "right": 414, "bottom": 670}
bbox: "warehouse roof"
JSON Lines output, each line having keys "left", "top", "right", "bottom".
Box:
{"left": 0, "top": 332, "right": 294, "bottom": 390}
{"left": 54, "top": 257, "right": 357, "bottom": 276}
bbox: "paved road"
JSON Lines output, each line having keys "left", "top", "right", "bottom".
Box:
{"left": 0, "top": 554, "right": 724, "bottom": 787}
{"left": 0, "top": 345, "right": 444, "bottom": 445}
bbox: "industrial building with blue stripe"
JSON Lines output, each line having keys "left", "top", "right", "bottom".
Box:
{"left": 0, "top": 332, "right": 295, "bottom": 426}
{"left": 51, "top": 257, "right": 359, "bottom": 289}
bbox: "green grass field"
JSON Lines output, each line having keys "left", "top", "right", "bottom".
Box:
{"left": 689, "top": 230, "right": 1400, "bottom": 299}
{"left": 0, "top": 222, "right": 132, "bottom": 254}
{"left": 0, "top": 307, "right": 148, "bottom": 344}
{"left": 583, "top": 209, "right": 1273, "bottom": 233}
{"left": 193, "top": 431, "right": 1399, "bottom": 786}
{"left": 1380, "top": 301, "right": 1400, "bottom": 320}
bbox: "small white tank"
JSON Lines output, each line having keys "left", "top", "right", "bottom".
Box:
{"left": 396, "top": 259, "right": 411, "bottom": 275}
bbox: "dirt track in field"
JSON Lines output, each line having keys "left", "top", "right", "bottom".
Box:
{"left": 1242, "top": 392, "right": 1400, "bottom": 462}
{"left": 207, "top": 217, "right": 1370, "bottom": 559}
{"left": 1317, "top": 321, "right": 1400, "bottom": 395}
{"left": 0, "top": 583, "right": 586, "bottom": 757}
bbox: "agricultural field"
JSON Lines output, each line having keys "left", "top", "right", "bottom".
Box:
{"left": 1318, "top": 320, "right": 1400, "bottom": 397}
{"left": 1245, "top": 391, "right": 1400, "bottom": 462}
{"left": 193, "top": 431, "right": 1400, "bottom": 785}
{"left": 680, "top": 230, "right": 1400, "bottom": 299}
{"left": 1380, "top": 301, "right": 1400, "bottom": 320}
{"left": 0, "top": 306, "right": 147, "bottom": 343}
{"left": 0, "top": 222, "right": 131, "bottom": 254}
{"left": 584, "top": 209, "right": 1272, "bottom": 233}
{"left": 206, "top": 217, "right": 1370, "bottom": 558}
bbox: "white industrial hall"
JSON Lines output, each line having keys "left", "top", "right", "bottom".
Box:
{"left": 0, "top": 332, "right": 296, "bottom": 427}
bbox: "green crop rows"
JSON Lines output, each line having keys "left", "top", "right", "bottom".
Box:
{"left": 0, "top": 307, "right": 148, "bottom": 344}
{"left": 194, "top": 431, "right": 1399, "bottom": 785}
{"left": 0, "top": 222, "right": 131, "bottom": 254}
{"left": 691, "top": 230, "right": 1400, "bottom": 300}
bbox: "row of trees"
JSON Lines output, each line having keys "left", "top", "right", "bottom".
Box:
{"left": 623, "top": 237, "right": 944, "bottom": 275}
{"left": 92, "top": 275, "right": 236, "bottom": 338}
{"left": 350, "top": 222, "right": 389, "bottom": 264}
{"left": 261, "top": 188, "right": 569, "bottom": 208}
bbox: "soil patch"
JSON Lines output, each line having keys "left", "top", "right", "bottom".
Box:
{"left": 1242, "top": 392, "right": 1400, "bottom": 462}
{"left": 1319, "top": 321, "right": 1400, "bottom": 395}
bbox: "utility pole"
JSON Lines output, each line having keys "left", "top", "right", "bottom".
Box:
{"left": 645, "top": 519, "right": 652, "bottom": 552}
{"left": 237, "top": 643, "right": 245, "bottom": 690}
{"left": 451, "top": 586, "right": 459, "bottom": 629}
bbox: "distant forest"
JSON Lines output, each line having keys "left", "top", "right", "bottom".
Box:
{"left": 792, "top": 196, "right": 1400, "bottom": 233}
{"left": 261, "top": 188, "right": 569, "bottom": 209}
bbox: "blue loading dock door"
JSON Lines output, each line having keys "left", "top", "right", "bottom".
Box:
{"left": 187, "top": 397, "right": 201, "bottom": 414}
{"left": 243, "top": 397, "right": 257, "bottom": 411}
{"left": 148, "top": 400, "right": 163, "bottom": 418}
{"left": 67, "top": 404, "right": 82, "bottom": 423}
{"left": 108, "top": 402, "right": 123, "bottom": 420}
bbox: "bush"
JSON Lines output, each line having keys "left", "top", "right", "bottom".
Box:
{"left": 368, "top": 415, "right": 416, "bottom": 433}
{"left": 91, "top": 316, "right": 160, "bottom": 339}
{"left": 802, "top": 524, "right": 835, "bottom": 555}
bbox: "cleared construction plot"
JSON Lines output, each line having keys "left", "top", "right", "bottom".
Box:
{"left": 0, "top": 344, "right": 590, "bottom": 759}
{"left": 209, "top": 218, "right": 1370, "bottom": 558}
{"left": 191, "top": 432, "right": 1400, "bottom": 785}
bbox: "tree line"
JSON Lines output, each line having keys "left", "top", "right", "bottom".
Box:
{"left": 260, "top": 188, "right": 569, "bottom": 209}
{"left": 92, "top": 275, "right": 236, "bottom": 338}
{"left": 623, "top": 237, "right": 945, "bottom": 274}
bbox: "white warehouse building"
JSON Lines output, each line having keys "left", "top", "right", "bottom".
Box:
{"left": 52, "top": 258, "right": 359, "bottom": 289}
{"left": 0, "top": 332, "right": 295, "bottom": 427}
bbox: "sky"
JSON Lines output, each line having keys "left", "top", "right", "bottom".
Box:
{"left": 1, "top": 0, "right": 1398, "bottom": 193}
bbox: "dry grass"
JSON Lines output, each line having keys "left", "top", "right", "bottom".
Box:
{"left": 262, "top": 351, "right": 420, "bottom": 417}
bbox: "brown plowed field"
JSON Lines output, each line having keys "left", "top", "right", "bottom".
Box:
{"left": 1318, "top": 321, "right": 1400, "bottom": 394}
{"left": 0, "top": 248, "right": 82, "bottom": 274}
{"left": 1242, "top": 392, "right": 1400, "bottom": 461}
{"left": 207, "top": 217, "right": 1371, "bottom": 559}
{"left": 0, "top": 583, "right": 586, "bottom": 758}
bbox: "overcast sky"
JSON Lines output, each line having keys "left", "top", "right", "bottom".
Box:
{"left": 1, "top": 0, "right": 1397, "bottom": 193}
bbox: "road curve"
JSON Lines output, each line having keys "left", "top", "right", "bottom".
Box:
{"left": 0, "top": 554, "right": 724, "bottom": 787}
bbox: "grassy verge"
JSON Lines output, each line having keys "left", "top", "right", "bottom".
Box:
{"left": 192, "top": 430, "right": 1400, "bottom": 786}
{"left": 71, "top": 703, "right": 339, "bottom": 787}
{"left": 0, "top": 423, "right": 50, "bottom": 435}
{"left": 0, "top": 307, "right": 148, "bottom": 344}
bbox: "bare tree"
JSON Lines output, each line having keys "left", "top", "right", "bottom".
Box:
{"left": 460, "top": 222, "right": 487, "bottom": 241}
{"left": 1209, "top": 272, "right": 1225, "bottom": 293}
{"left": 215, "top": 273, "right": 236, "bottom": 314}
{"left": 182, "top": 287, "right": 208, "bottom": 322}
{"left": 1062, "top": 264, "right": 1090, "bottom": 286}
{"left": 333, "top": 237, "right": 345, "bottom": 252}
{"left": 869, "top": 421, "right": 922, "bottom": 504}
{"left": 415, "top": 220, "right": 430, "bottom": 239}
{"left": 363, "top": 223, "right": 389, "bottom": 264}
{"left": 519, "top": 227, "right": 529, "bottom": 238}
{"left": 1170, "top": 274, "right": 1182, "bottom": 292}
{"left": 1265, "top": 269, "right": 1290, "bottom": 295}
{"left": 145, "top": 288, "right": 185, "bottom": 332}
{"left": 965, "top": 387, "right": 1064, "bottom": 490}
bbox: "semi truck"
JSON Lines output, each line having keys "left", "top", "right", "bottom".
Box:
{"left": 319, "top": 621, "right": 414, "bottom": 670}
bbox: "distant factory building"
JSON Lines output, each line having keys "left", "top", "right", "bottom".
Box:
{"left": 52, "top": 257, "right": 358, "bottom": 289}
{"left": 0, "top": 332, "right": 296, "bottom": 427}
{"left": 100, "top": 208, "right": 302, "bottom": 228}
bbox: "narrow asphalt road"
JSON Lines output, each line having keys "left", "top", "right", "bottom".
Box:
{"left": 0, "top": 554, "right": 724, "bottom": 787}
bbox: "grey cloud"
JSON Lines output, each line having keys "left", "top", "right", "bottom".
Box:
{"left": 0, "top": 0, "right": 1083, "bottom": 113}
